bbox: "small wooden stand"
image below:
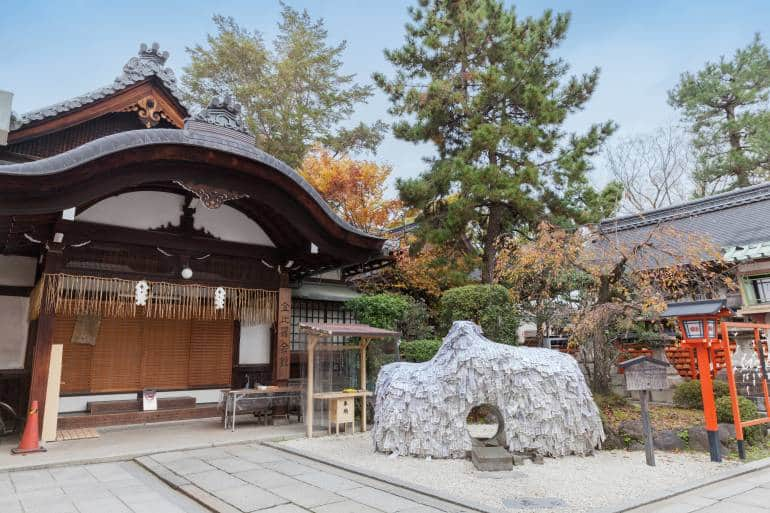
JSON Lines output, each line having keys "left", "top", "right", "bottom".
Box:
{"left": 619, "top": 356, "right": 670, "bottom": 467}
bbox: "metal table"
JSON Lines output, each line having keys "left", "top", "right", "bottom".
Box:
{"left": 222, "top": 386, "right": 302, "bottom": 431}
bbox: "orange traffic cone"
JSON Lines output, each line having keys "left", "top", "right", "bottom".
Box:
{"left": 11, "top": 400, "right": 47, "bottom": 455}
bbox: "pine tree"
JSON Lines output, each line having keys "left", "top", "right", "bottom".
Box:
{"left": 669, "top": 34, "right": 770, "bottom": 193}
{"left": 183, "top": 5, "right": 385, "bottom": 168}
{"left": 374, "top": 0, "right": 619, "bottom": 283}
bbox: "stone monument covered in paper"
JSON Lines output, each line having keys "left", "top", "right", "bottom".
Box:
{"left": 372, "top": 321, "right": 604, "bottom": 458}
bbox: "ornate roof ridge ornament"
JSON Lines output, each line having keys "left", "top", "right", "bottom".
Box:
{"left": 137, "top": 42, "right": 169, "bottom": 65}
{"left": 184, "top": 95, "right": 254, "bottom": 144}
{"left": 13, "top": 42, "right": 184, "bottom": 129}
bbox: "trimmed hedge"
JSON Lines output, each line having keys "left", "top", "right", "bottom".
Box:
{"left": 400, "top": 339, "right": 442, "bottom": 362}
{"left": 344, "top": 293, "right": 433, "bottom": 340}
{"left": 438, "top": 285, "right": 519, "bottom": 344}
{"left": 673, "top": 379, "right": 730, "bottom": 409}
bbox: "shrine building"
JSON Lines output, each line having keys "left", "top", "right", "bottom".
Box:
{"left": 0, "top": 43, "right": 387, "bottom": 430}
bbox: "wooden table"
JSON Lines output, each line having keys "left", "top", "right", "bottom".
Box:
{"left": 313, "top": 390, "right": 373, "bottom": 435}
{"left": 222, "top": 386, "right": 302, "bottom": 431}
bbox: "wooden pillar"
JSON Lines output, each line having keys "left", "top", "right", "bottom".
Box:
{"left": 306, "top": 334, "right": 317, "bottom": 438}
{"left": 27, "top": 244, "right": 63, "bottom": 436}
{"left": 360, "top": 339, "right": 368, "bottom": 432}
{"left": 273, "top": 273, "right": 291, "bottom": 385}
{"left": 696, "top": 343, "right": 721, "bottom": 462}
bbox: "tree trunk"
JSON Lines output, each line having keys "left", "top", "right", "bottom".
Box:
{"left": 482, "top": 203, "right": 504, "bottom": 284}
{"left": 725, "top": 105, "right": 749, "bottom": 187}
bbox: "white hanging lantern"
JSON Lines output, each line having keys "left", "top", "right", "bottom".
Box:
{"left": 135, "top": 280, "right": 149, "bottom": 306}
{"left": 214, "top": 287, "right": 226, "bottom": 310}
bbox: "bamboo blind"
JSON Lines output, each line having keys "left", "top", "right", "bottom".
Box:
{"left": 188, "top": 320, "right": 233, "bottom": 387}
{"left": 31, "top": 274, "right": 277, "bottom": 326}
{"left": 57, "top": 318, "right": 234, "bottom": 394}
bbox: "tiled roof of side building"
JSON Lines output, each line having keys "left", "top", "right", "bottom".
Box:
{"left": 597, "top": 182, "right": 770, "bottom": 249}
{"left": 10, "top": 42, "right": 184, "bottom": 130}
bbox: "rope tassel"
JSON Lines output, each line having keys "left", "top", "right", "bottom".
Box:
{"left": 31, "top": 274, "right": 277, "bottom": 326}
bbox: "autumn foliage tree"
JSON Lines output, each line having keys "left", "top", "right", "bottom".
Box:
{"left": 299, "top": 146, "right": 401, "bottom": 234}
{"left": 496, "top": 222, "right": 734, "bottom": 392}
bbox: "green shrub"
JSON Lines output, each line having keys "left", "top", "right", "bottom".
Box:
{"left": 673, "top": 379, "right": 730, "bottom": 409}
{"left": 438, "top": 285, "right": 519, "bottom": 344}
{"left": 345, "top": 293, "right": 433, "bottom": 340}
{"left": 715, "top": 395, "right": 764, "bottom": 445}
{"left": 400, "top": 339, "right": 442, "bottom": 362}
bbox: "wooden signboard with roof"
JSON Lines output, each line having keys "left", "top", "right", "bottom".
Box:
{"left": 619, "top": 356, "right": 670, "bottom": 466}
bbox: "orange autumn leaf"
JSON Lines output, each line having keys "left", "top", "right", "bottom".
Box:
{"left": 300, "top": 146, "right": 402, "bottom": 234}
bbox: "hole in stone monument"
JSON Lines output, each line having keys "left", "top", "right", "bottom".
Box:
{"left": 466, "top": 403, "right": 505, "bottom": 447}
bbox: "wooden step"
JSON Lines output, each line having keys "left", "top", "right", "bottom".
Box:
{"left": 87, "top": 396, "right": 197, "bottom": 415}
{"left": 59, "top": 404, "right": 218, "bottom": 429}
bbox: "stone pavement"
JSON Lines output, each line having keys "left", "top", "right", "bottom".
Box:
{"left": 1, "top": 460, "right": 209, "bottom": 513}
{"left": 625, "top": 464, "right": 770, "bottom": 513}
{"left": 139, "top": 443, "right": 476, "bottom": 513}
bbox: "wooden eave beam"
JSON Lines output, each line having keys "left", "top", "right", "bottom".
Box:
{"left": 56, "top": 219, "right": 283, "bottom": 261}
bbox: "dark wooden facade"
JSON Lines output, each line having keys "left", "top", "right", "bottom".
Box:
{"left": 0, "top": 43, "right": 385, "bottom": 430}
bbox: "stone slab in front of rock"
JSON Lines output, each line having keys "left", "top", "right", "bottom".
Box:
{"left": 531, "top": 454, "right": 544, "bottom": 465}
{"left": 688, "top": 426, "right": 709, "bottom": 452}
{"left": 471, "top": 446, "right": 513, "bottom": 471}
{"left": 512, "top": 454, "right": 526, "bottom": 466}
{"left": 618, "top": 419, "right": 645, "bottom": 440}
{"left": 653, "top": 430, "right": 684, "bottom": 451}
{"left": 718, "top": 423, "right": 736, "bottom": 448}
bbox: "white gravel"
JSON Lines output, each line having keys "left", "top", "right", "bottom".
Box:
{"left": 281, "top": 433, "right": 740, "bottom": 513}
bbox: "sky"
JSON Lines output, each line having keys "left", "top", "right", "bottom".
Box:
{"left": 2, "top": 0, "right": 770, "bottom": 194}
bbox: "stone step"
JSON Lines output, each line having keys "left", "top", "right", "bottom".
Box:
{"left": 471, "top": 445, "right": 513, "bottom": 471}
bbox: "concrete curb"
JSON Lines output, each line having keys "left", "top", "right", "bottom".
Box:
{"left": 263, "top": 441, "right": 506, "bottom": 513}
{"left": 593, "top": 455, "right": 770, "bottom": 513}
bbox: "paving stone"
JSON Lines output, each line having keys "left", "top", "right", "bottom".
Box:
{"left": 184, "top": 447, "right": 233, "bottom": 461}
{"left": 179, "top": 484, "right": 243, "bottom": 513}
{"left": 696, "top": 478, "right": 758, "bottom": 500}
{"left": 397, "top": 506, "right": 448, "bottom": 513}
{"left": 163, "top": 457, "right": 216, "bottom": 476}
{"left": 261, "top": 459, "right": 316, "bottom": 476}
{"left": 296, "top": 470, "right": 362, "bottom": 492}
{"left": 49, "top": 465, "right": 98, "bottom": 485}
{"left": 9, "top": 468, "right": 56, "bottom": 491}
{"left": 125, "top": 499, "right": 188, "bottom": 513}
{"left": 16, "top": 484, "right": 65, "bottom": 506}
{"left": 73, "top": 496, "right": 133, "bottom": 513}
{"left": 630, "top": 493, "right": 718, "bottom": 513}
{"left": 235, "top": 467, "right": 301, "bottom": 488}
{"left": 216, "top": 484, "right": 288, "bottom": 511}
{"left": 261, "top": 505, "right": 310, "bottom": 513}
{"left": 696, "top": 501, "right": 768, "bottom": 513}
{"left": 22, "top": 498, "right": 78, "bottom": 513}
{"left": 136, "top": 456, "right": 190, "bottom": 487}
{"left": 151, "top": 450, "right": 192, "bottom": 463}
{"left": 0, "top": 479, "right": 13, "bottom": 495}
{"left": 231, "top": 446, "right": 287, "bottom": 464}
{"left": 337, "top": 486, "right": 419, "bottom": 513}
{"left": 502, "top": 497, "right": 566, "bottom": 509}
{"left": 726, "top": 485, "right": 770, "bottom": 508}
{"left": 208, "top": 456, "right": 262, "bottom": 473}
{"left": 271, "top": 481, "right": 345, "bottom": 508}
{"left": 60, "top": 483, "right": 114, "bottom": 501}
{"left": 312, "top": 499, "right": 384, "bottom": 513}
{"left": 0, "top": 497, "right": 22, "bottom": 513}
{"left": 186, "top": 469, "right": 246, "bottom": 492}
{"left": 84, "top": 462, "right": 138, "bottom": 482}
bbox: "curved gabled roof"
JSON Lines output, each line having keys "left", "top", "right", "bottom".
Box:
{"left": 0, "top": 126, "right": 383, "bottom": 248}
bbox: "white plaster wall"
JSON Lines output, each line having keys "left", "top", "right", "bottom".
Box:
{"left": 239, "top": 324, "right": 271, "bottom": 365}
{"left": 76, "top": 191, "right": 275, "bottom": 246}
{"left": 0, "top": 255, "right": 37, "bottom": 286}
{"left": 58, "top": 389, "right": 224, "bottom": 413}
{"left": 0, "top": 296, "right": 29, "bottom": 369}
